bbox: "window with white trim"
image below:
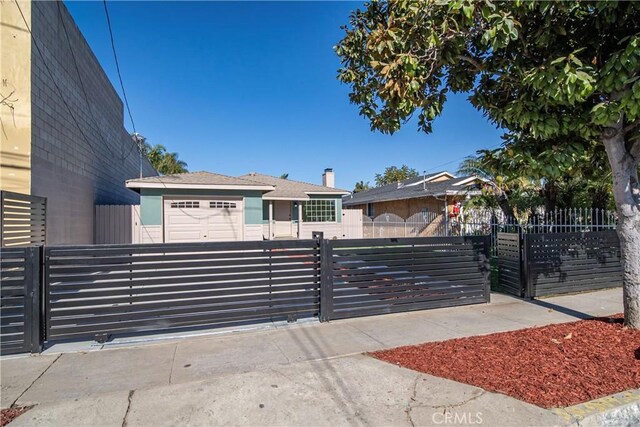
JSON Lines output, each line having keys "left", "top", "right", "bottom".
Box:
{"left": 209, "top": 201, "right": 238, "bottom": 209}
{"left": 170, "top": 201, "right": 200, "bottom": 209}
{"left": 303, "top": 199, "right": 336, "bottom": 222}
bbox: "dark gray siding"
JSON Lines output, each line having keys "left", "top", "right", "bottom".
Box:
{"left": 30, "top": 2, "right": 156, "bottom": 244}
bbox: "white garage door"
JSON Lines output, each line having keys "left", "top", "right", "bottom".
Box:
{"left": 163, "top": 197, "right": 244, "bottom": 243}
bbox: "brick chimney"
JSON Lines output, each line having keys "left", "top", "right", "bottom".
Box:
{"left": 322, "top": 168, "right": 335, "bottom": 188}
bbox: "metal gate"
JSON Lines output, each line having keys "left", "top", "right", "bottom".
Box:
{"left": 0, "top": 247, "right": 42, "bottom": 355}
{"left": 318, "top": 235, "right": 491, "bottom": 321}
{"left": 44, "top": 240, "right": 320, "bottom": 342}
{"left": 496, "top": 232, "right": 523, "bottom": 296}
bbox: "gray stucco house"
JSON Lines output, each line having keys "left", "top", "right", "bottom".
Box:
{"left": 125, "top": 169, "right": 349, "bottom": 243}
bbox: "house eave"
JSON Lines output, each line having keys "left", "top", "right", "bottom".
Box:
{"left": 262, "top": 196, "right": 310, "bottom": 201}
{"left": 125, "top": 182, "right": 275, "bottom": 191}
{"left": 305, "top": 191, "right": 351, "bottom": 196}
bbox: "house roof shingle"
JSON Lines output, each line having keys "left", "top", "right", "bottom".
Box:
{"left": 125, "top": 171, "right": 274, "bottom": 190}
{"left": 342, "top": 172, "right": 479, "bottom": 206}
{"left": 238, "top": 173, "right": 349, "bottom": 200}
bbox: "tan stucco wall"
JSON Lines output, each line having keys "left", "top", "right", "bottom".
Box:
{"left": 370, "top": 198, "right": 445, "bottom": 219}
{"left": 0, "top": 1, "right": 31, "bottom": 193}
{"left": 346, "top": 196, "right": 465, "bottom": 220}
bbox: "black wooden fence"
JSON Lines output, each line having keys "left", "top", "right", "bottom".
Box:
{"left": 0, "top": 235, "right": 491, "bottom": 354}
{"left": 497, "top": 230, "right": 622, "bottom": 298}
{"left": 319, "top": 235, "right": 491, "bottom": 320}
{"left": 1, "top": 191, "right": 47, "bottom": 247}
{"left": 0, "top": 247, "right": 41, "bottom": 355}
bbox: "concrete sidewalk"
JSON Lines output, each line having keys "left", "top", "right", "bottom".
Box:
{"left": 0, "top": 289, "right": 626, "bottom": 426}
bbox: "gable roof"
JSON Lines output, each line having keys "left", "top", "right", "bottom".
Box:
{"left": 342, "top": 172, "right": 480, "bottom": 206}
{"left": 125, "top": 171, "right": 274, "bottom": 191}
{"left": 239, "top": 173, "right": 350, "bottom": 200}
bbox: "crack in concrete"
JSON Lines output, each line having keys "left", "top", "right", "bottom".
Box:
{"left": 428, "top": 390, "right": 486, "bottom": 410}
{"left": 270, "top": 338, "right": 292, "bottom": 364}
{"left": 405, "top": 374, "right": 420, "bottom": 427}
{"left": 11, "top": 354, "right": 62, "bottom": 407}
{"left": 168, "top": 345, "right": 178, "bottom": 384}
{"left": 348, "top": 324, "right": 387, "bottom": 347}
{"left": 121, "top": 390, "right": 134, "bottom": 427}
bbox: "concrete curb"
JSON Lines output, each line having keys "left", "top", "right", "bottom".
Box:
{"left": 553, "top": 389, "right": 640, "bottom": 426}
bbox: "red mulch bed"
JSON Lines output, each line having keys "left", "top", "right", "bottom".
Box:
{"left": 372, "top": 314, "right": 640, "bottom": 408}
{"left": 1, "top": 407, "right": 31, "bottom": 427}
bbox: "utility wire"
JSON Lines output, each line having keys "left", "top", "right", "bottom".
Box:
{"left": 55, "top": 1, "right": 135, "bottom": 162}
{"left": 102, "top": 0, "right": 144, "bottom": 176}
{"left": 102, "top": 0, "right": 136, "bottom": 134}
{"left": 15, "top": 0, "right": 166, "bottom": 243}
{"left": 421, "top": 141, "right": 504, "bottom": 176}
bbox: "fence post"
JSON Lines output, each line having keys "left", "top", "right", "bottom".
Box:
{"left": 313, "top": 231, "right": 333, "bottom": 322}
{"left": 482, "top": 235, "right": 491, "bottom": 303}
{"left": 522, "top": 233, "right": 534, "bottom": 299}
{"left": 24, "top": 246, "right": 43, "bottom": 353}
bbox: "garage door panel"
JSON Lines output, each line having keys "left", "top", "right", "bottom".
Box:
{"left": 166, "top": 230, "right": 202, "bottom": 242}
{"left": 166, "top": 213, "right": 201, "bottom": 225}
{"left": 207, "top": 214, "right": 241, "bottom": 225}
{"left": 164, "top": 198, "right": 244, "bottom": 243}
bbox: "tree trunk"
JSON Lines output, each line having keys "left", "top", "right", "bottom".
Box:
{"left": 496, "top": 190, "right": 517, "bottom": 221}
{"left": 601, "top": 120, "right": 640, "bottom": 328}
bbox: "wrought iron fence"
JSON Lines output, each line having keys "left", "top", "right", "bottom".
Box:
{"left": 360, "top": 207, "right": 618, "bottom": 257}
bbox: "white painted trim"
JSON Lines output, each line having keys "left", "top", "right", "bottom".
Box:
{"left": 305, "top": 191, "right": 350, "bottom": 195}
{"left": 262, "top": 196, "right": 309, "bottom": 201}
{"left": 405, "top": 171, "right": 457, "bottom": 187}
{"left": 126, "top": 182, "right": 274, "bottom": 191}
{"left": 452, "top": 176, "right": 482, "bottom": 186}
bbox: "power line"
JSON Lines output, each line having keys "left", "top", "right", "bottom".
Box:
{"left": 421, "top": 141, "right": 504, "bottom": 176}
{"left": 102, "top": 0, "right": 136, "bottom": 134}
{"left": 55, "top": 1, "right": 135, "bottom": 162}
{"left": 102, "top": 0, "right": 144, "bottom": 176}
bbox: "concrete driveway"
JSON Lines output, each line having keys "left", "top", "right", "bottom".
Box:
{"left": 0, "top": 289, "right": 625, "bottom": 426}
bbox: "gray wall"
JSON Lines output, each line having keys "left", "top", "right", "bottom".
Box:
{"left": 30, "top": 2, "right": 157, "bottom": 245}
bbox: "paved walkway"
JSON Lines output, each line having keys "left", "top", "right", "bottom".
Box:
{"left": 0, "top": 289, "right": 625, "bottom": 426}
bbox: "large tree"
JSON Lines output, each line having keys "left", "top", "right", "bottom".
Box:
{"left": 374, "top": 164, "right": 419, "bottom": 186}
{"left": 336, "top": 1, "right": 640, "bottom": 326}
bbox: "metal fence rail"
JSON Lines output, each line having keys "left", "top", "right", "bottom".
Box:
{"left": 524, "top": 231, "right": 621, "bottom": 297}
{"left": 0, "top": 247, "right": 41, "bottom": 355}
{"left": 1, "top": 191, "right": 47, "bottom": 247}
{"left": 44, "top": 240, "right": 321, "bottom": 341}
{"left": 320, "top": 236, "right": 490, "bottom": 320}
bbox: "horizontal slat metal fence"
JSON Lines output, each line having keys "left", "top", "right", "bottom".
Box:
{"left": 1, "top": 191, "right": 46, "bottom": 247}
{"left": 496, "top": 233, "right": 523, "bottom": 296}
{"left": 44, "top": 240, "right": 320, "bottom": 341}
{"left": 524, "top": 231, "right": 622, "bottom": 297}
{"left": 321, "top": 236, "right": 490, "bottom": 320}
{"left": 1, "top": 247, "right": 41, "bottom": 355}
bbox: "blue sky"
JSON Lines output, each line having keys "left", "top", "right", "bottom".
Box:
{"left": 65, "top": 1, "right": 503, "bottom": 191}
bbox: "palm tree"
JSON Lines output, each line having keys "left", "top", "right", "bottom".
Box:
{"left": 134, "top": 135, "right": 188, "bottom": 175}
{"left": 353, "top": 181, "right": 370, "bottom": 193}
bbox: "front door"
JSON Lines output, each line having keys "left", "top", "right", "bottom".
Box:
{"left": 273, "top": 201, "right": 292, "bottom": 237}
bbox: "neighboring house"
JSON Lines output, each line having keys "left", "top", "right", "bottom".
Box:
{"left": 0, "top": 2, "right": 157, "bottom": 245}
{"left": 342, "top": 171, "right": 480, "bottom": 228}
{"left": 125, "top": 169, "right": 349, "bottom": 243}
